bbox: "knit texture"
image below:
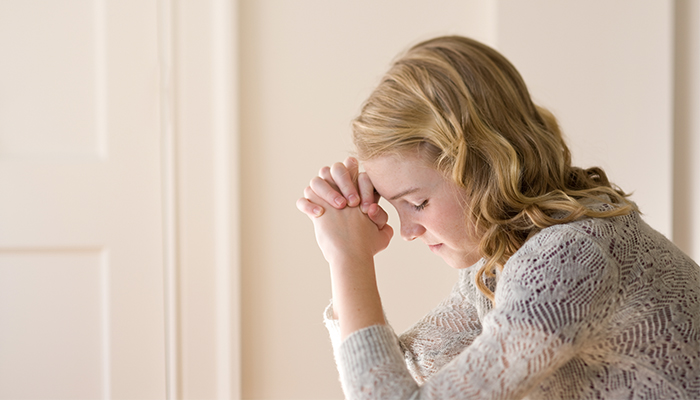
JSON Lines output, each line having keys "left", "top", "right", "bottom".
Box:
{"left": 324, "top": 210, "right": 700, "bottom": 399}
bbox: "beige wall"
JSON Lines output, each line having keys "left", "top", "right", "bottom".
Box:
{"left": 239, "top": 1, "right": 698, "bottom": 399}
{"left": 498, "top": 0, "right": 674, "bottom": 236}
{"left": 674, "top": 0, "right": 700, "bottom": 258}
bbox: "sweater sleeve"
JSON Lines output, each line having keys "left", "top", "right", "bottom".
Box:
{"left": 397, "top": 276, "right": 484, "bottom": 383}
{"left": 334, "top": 226, "right": 620, "bottom": 400}
{"left": 323, "top": 278, "right": 484, "bottom": 384}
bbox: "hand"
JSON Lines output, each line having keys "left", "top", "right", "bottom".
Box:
{"left": 303, "top": 186, "right": 394, "bottom": 266}
{"left": 296, "top": 157, "right": 389, "bottom": 229}
{"left": 298, "top": 158, "right": 391, "bottom": 339}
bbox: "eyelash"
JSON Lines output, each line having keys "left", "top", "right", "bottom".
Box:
{"left": 414, "top": 200, "right": 428, "bottom": 211}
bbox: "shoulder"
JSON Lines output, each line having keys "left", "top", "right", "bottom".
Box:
{"left": 506, "top": 208, "right": 642, "bottom": 274}
{"left": 503, "top": 215, "right": 623, "bottom": 281}
{"left": 493, "top": 215, "right": 627, "bottom": 333}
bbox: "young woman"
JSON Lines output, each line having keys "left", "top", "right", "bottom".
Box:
{"left": 297, "top": 36, "right": 699, "bottom": 399}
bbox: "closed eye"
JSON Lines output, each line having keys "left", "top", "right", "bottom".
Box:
{"left": 414, "top": 200, "right": 428, "bottom": 211}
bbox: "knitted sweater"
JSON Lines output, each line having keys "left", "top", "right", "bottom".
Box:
{"left": 323, "top": 210, "right": 700, "bottom": 399}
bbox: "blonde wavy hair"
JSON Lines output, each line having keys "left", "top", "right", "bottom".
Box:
{"left": 352, "top": 36, "right": 635, "bottom": 302}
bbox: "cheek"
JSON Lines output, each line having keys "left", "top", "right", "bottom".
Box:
{"left": 439, "top": 209, "right": 470, "bottom": 244}
{"left": 448, "top": 222, "right": 469, "bottom": 244}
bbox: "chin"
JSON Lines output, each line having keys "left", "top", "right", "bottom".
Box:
{"left": 444, "top": 254, "right": 481, "bottom": 270}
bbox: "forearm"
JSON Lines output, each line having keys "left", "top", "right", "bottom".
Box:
{"left": 329, "top": 255, "right": 386, "bottom": 340}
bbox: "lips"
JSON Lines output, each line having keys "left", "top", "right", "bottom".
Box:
{"left": 428, "top": 244, "right": 443, "bottom": 252}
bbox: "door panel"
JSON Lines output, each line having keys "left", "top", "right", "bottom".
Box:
{"left": 0, "top": 1, "right": 166, "bottom": 398}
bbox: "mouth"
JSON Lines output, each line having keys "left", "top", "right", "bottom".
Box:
{"left": 428, "top": 244, "right": 443, "bottom": 253}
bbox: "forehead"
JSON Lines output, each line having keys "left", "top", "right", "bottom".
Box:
{"left": 362, "top": 152, "right": 439, "bottom": 196}
{"left": 363, "top": 151, "right": 426, "bottom": 173}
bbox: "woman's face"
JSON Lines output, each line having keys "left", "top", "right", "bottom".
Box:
{"left": 363, "top": 150, "right": 481, "bottom": 269}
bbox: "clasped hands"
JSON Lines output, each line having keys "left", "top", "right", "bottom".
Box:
{"left": 297, "top": 157, "right": 394, "bottom": 266}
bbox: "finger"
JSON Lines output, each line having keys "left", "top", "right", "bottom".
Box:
{"left": 343, "top": 157, "right": 359, "bottom": 183}
{"left": 296, "top": 196, "right": 324, "bottom": 218}
{"left": 309, "top": 176, "right": 346, "bottom": 208}
{"left": 367, "top": 203, "right": 389, "bottom": 230}
{"left": 357, "top": 172, "right": 376, "bottom": 213}
{"left": 330, "top": 162, "right": 360, "bottom": 207}
{"left": 304, "top": 185, "right": 331, "bottom": 206}
{"left": 318, "top": 166, "right": 339, "bottom": 191}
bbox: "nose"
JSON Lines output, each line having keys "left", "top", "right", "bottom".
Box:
{"left": 400, "top": 218, "right": 426, "bottom": 241}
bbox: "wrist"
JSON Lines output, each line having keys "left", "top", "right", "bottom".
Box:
{"left": 328, "top": 257, "right": 385, "bottom": 339}
{"left": 327, "top": 251, "right": 375, "bottom": 273}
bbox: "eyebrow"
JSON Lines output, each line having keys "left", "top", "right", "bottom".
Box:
{"left": 388, "top": 187, "right": 420, "bottom": 200}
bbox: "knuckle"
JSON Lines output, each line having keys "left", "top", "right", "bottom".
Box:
{"left": 344, "top": 156, "right": 358, "bottom": 169}
{"left": 309, "top": 176, "right": 323, "bottom": 187}
{"left": 331, "top": 162, "right": 348, "bottom": 176}
{"left": 331, "top": 163, "right": 356, "bottom": 193}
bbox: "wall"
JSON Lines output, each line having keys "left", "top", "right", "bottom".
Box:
{"left": 674, "top": 0, "right": 700, "bottom": 258}
{"left": 497, "top": 0, "right": 674, "bottom": 237}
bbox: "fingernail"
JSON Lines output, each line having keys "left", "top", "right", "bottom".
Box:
{"left": 348, "top": 194, "right": 358, "bottom": 206}
{"left": 313, "top": 207, "right": 323, "bottom": 217}
{"left": 334, "top": 197, "right": 345, "bottom": 207}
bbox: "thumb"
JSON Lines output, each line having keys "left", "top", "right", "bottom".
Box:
{"left": 377, "top": 223, "right": 394, "bottom": 252}
{"left": 367, "top": 203, "right": 389, "bottom": 229}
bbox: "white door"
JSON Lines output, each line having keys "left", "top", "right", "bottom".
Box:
{"left": 0, "top": 1, "right": 166, "bottom": 398}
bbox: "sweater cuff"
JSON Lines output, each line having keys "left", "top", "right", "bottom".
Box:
{"left": 338, "top": 324, "right": 416, "bottom": 397}
{"left": 323, "top": 300, "right": 342, "bottom": 351}
{"left": 340, "top": 324, "right": 403, "bottom": 367}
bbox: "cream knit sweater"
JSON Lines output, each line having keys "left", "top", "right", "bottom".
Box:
{"left": 323, "top": 209, "right": 700, "bottom": 399}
